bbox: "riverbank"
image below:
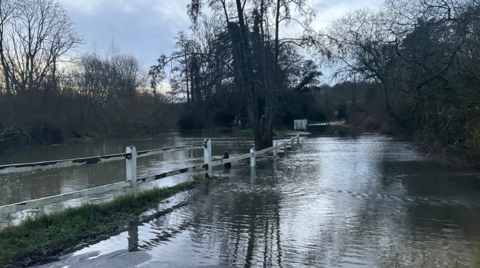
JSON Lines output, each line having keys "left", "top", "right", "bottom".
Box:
{"left": 0, "top": 176, "right": 214, "bottom": 267}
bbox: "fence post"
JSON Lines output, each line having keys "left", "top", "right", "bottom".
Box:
{"left": 128, "top": 224, "right": 139, "bottom": 252}
{"left": 126, "top": 145, "right": 138, "bottom": 197}
{"left": 250, "top": 147, "right": 256, "bottom": 168}
{"left": 297, "top": 134, "right": 300, "bottom": 144}
{"left": 291, "top": 136, "right": 294, "bottom": 147}
{"left": 250, "top": 166, "right": 256, "bottom": 184}
{"left": 284, "top": 141, "right": 287, "bottom": 155}
{"left": 273, "top": 141, "right": 278, "bottom": 157}
{"left": 204, "top": 139, "right": 212, "bottom": 176}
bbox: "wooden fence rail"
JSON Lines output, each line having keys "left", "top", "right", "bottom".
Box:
{"left": 0, "top": 134, "right": 301, "bottom": 214}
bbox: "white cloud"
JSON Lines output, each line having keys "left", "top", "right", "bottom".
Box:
{"left": 57, "top": 0, "right": 192, "bottom": 68}
{"left": 58, "top": 0, "right": 108, "bottom": 14}
{"left": 57, "top": 0, "right": 384, "bottom": 74}
{"left": 272, "top": 0, "right": 384, "bottom": 48}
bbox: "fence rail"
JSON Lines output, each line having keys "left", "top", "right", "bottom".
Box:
{"left": 0, "top": 182, "right": 131, "bottom": 214}
{"left": 0, "top": 134, "right": 301, "bottom": 214}
{"left": 0, "top": 145, "right": 204, "bottom": 175}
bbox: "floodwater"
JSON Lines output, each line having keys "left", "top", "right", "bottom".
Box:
{"left": 2, "top": 128, "right": 480, "bottom": 267}
{"left": 0, "top": 131, "right": 253, "bottom": 226}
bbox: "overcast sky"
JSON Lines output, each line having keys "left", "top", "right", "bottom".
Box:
{"left": 58, "top": 0, "right": 384, "bottom": 70}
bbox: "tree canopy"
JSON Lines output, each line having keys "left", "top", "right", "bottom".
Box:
{"left": 150, "top": 0, "right": 322, "bottom": 149}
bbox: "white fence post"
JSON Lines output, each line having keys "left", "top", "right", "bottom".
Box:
{"left": 204, "top": 139, "right": 212, "bottom": 176}
{"left": 126, "top": 145, "right": 138, "bottom": 197}
{"left": 250, "top": 166, "right": 256, "bottom": 184}
{"left": 250, "top": 147, "right": 256, "bottom": 167}
{"left": 273, "top": 141, "right": 278, "bottom": 157}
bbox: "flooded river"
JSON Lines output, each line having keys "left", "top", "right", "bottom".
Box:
{"left": 1, "top": 128, "right": 480, "bottom": 267}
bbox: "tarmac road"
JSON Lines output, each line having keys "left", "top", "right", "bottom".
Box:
{"left": 34, "top": 250, "right": 234, "bottom": 268}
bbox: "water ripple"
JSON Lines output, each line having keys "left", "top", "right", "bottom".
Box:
{"left": 28, "top": 133, "right": 480, "bottom": 268}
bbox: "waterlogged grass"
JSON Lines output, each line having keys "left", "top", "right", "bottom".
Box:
{"left": 0, "top": 177, "right": 213, "bottom": 267}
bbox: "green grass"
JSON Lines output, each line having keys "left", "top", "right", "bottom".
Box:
{"left": 0, "top": 176, "right": 214, "bottom": 267}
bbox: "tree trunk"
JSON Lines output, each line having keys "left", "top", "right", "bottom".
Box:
{"left": 235, "top": 0, "right": 270, "bottom": 150}
{"left": 259, "top": 0, "right": 281, "bottom": 149}
{"left": 52, "top": 56, "right": 57, "bottom": 92}
{"left": 190, "top": 58, "right": 195, "bottom": 103}
{"left": 194, "top": 59, "right": 201, "bottom": 102}
{"left": 0, "top": 35, "right": 10, "bottom": 94}
{"left": 351, "top": 75, "right": 357, "bottom": 118}
{"left": 185, "top": 53, "right": 190, "bottom": 104}
{"left": 1, "top": 58, "right": 10, "bottom": 94}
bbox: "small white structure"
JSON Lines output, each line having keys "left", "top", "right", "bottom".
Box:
{"left": 294, "top": 119, "right": 307, "bottom": 131}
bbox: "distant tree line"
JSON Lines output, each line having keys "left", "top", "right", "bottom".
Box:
{"left": 1, "top": 0, "right": 328, "bottom": 151}
{"left": 0, "top": 0, "right": 178, "bottom": 150}
{"left": 2, "top": 0, "right": 478, "bottom": 169}
{"left": 321, "top": 0, "right": 480, "bottom": 169}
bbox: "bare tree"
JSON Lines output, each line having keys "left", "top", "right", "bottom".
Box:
{"left": 3, "top": 0, "right": 81, "bottom": 93}
{"left": 323, "top": 0, "right": 480, "bottom": 168}
{"left": 0, "top": 0, "right": 16, "bottom": 94}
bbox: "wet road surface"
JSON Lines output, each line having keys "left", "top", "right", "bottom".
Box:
{"left": 2, "top": 129, "right": 480, "bottom": 267}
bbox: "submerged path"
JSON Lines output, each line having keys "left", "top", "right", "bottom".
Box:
{"left": 20, "top": 131, "right": 480, "bottom": 267}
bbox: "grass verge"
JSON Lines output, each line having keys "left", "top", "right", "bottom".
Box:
{"left": 0, "top": 176, "right": 214, "bottom": 267}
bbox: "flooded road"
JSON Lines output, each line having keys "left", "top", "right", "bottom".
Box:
{"left": 0, "top": 131, "right": 252, "bottom": 226}
{"left": 2, "top": 129, "right": 480, "bottom": 267}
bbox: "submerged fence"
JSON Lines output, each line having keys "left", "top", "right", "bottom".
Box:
{"left": 0, "top": 134, "right": 301, "bottom": 214}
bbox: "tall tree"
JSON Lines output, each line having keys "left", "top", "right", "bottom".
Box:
{"left": 185, "top": 0, "right": 319, "bottom": 149}
{"left": 0, "top": 0, "right": 16, "bottom": 95}
{"left": 323, "top": 0, "right": 480, "bottom": 168}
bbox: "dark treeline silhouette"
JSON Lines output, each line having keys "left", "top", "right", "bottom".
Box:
{"left": 1, "top": 0, "right": 479, "bottom": 169}
{"left": 0, "top": 0, "right": 181, "bottom": 151}
{"left": 0, "top": 0, "right": 327, "bottom": 152}
{"left": 149, "top": 0, "right": 324, "bottom": 149}
{"left": 321, "top": 0, "right": 480, "bottom": 169}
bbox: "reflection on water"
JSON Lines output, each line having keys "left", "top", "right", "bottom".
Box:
{"left": 0, "top": 131, "right": 253, "bottom": 226}
{"left": 4, "top": 129, "right": 480, "bottom": 267}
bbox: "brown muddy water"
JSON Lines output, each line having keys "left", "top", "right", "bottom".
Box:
{"left": 1, "top": 128, "right": 480, "bottom": 267}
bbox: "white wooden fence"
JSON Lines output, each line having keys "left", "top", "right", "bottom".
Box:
{"left": 0, "top": 134, "right": 301, "bottom": 214}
